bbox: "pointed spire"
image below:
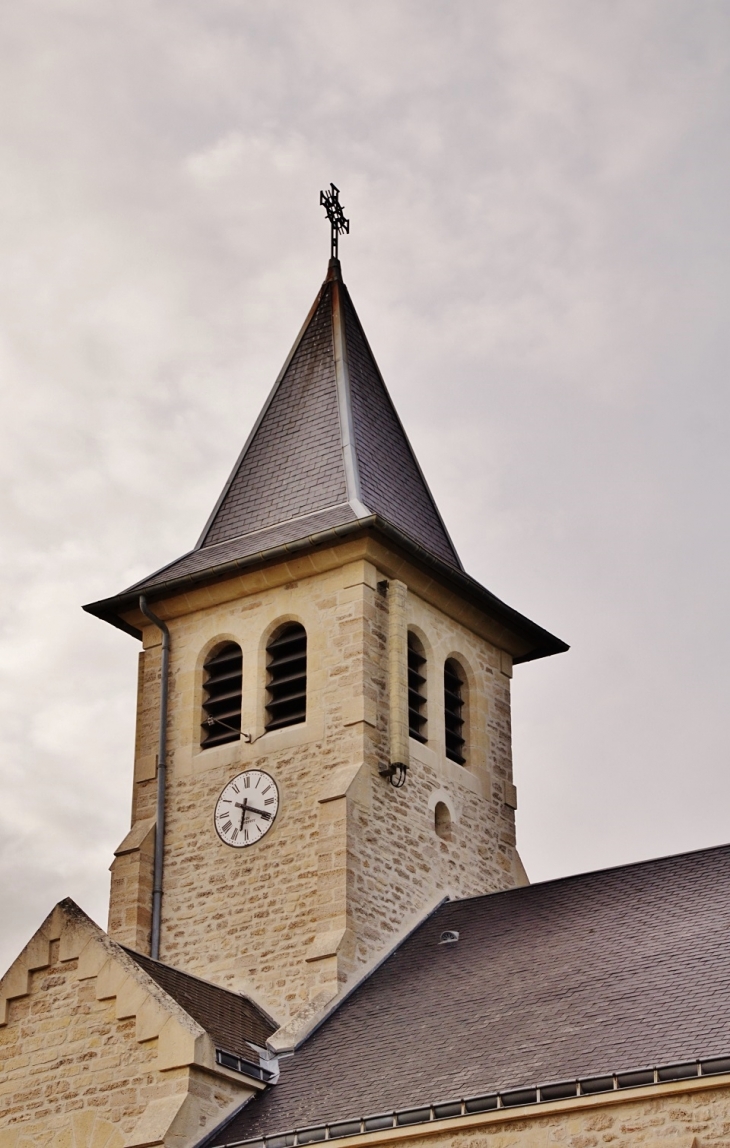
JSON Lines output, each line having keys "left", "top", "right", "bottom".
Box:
{"left": 173, "top": 257, "right": 462, "bottom": 581}
{"left": 85, "top": 257, "right": 568, "bottom": 665}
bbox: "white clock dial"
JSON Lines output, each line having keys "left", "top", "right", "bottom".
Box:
{"left": 214, "top": 770, "right": 279, "bottom": 848}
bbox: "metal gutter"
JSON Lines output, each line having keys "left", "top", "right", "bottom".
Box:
{"left": 83, "top": 515, "right": 569, "bottom": 663}
{"left": 205, "top": 1055, "right": 730, "bottom": 1148}
{"left": 138, "top": 596, "right": 170, "bottom": 961}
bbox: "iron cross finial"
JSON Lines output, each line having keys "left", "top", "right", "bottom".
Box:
{"left": 319, "top": 183, "right": 349, "bottom": 260}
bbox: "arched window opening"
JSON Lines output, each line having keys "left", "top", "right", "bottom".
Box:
{"left": 201, "top": 642, "right": 243, "bottom": 749}
{"left": 407, "top": 632, "right": 427, "bottom": 743}
{"left": 444, "top": 659, "right": 466, "bottom": 764}
{"left": 265, "top": 623, "right": 307, "bottom": 731}
{"left": 434, "top": 801, "right": 452, "bottom": 841}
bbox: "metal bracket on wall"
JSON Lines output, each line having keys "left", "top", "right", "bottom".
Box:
{"left": 379, "top": 761, "right": 408, "bottom": 788}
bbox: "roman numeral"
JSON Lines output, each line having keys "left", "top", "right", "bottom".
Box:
{"left": 231, "top": 828, "right": 238, "bottom": 841}
{"left": 262, "top": 786, "right": 271, "bottom": 795}
{"left": 264, "top": 797, "right": 275, "bottom": 806}
{"left": 255, "top": 775, "right": 261, "bottom": 788}
{"left": 232, "top": 783, "right": 240, "bottom": 794}
{"left": 243, "top": 775, "right": 250, "bottom": 788}
{"left": 244, "top": 828, "right": 249, "bottom": 842}
{"left": 222, "top": 821, "right": 232, "bottom": 834}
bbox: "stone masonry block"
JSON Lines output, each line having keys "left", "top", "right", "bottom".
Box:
{"left": 115, "top": 976, "right": 148, "bottom": 1021}
{"left": 123, "top": 1092, "right": 188, "bottom": 1147}
{"left": 76, "top": 936, "right": 108, "bottom": 982}
{"left": 135, "top": 996, "right": 171, "bottom": 1043}
{"left": 95, "top": 959, "right": 128, "bottom": 1002}
{"left": 155, "top": 1017, "right": 200, "bottom": 1071}
{"left": 24, "top": 933, "right": 52, "bottom": 973}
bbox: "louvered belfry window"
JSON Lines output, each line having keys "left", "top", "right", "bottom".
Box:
{"left": 265, "top": 624, "right": 307, "bottom": 731}
{"left": 444, "top": 659, "right": 466, "bottom": 764}
{"left": 407, "top": 632, "right": 427, "bottom": 743}
{"left": 201, "top": 642, "right": 243, "bottom": 749}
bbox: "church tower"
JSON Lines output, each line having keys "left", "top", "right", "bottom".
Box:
{"left": 85, "top": 213, "right": 566, "bottom": 1026}
{"left": 5, "top": 193, "right": 728, "bottom": 1148}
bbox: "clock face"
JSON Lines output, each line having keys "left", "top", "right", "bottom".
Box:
{"left": 214, "top": 770, "right": 279, "bottom": 848}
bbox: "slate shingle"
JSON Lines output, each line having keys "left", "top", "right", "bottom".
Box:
{"left": 211, "top": 844, "right": 730, "bottom": 1144}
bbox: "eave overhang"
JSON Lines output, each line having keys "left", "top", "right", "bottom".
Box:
{"left": 83, "top": 514, "right": 568, "bottom": 664}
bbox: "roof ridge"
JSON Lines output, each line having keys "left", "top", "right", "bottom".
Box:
{"left": 330, "top": 269, "right": 370, "bottom": 519}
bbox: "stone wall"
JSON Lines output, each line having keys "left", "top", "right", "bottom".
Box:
{"left": 108, "top": 539, "right": 526, "bottom": 1025}
{"left": 0, "top": 901, "right": 250, "bottom": 1148}
{"left": 339, "top": 565, "right": 522, "bottom": 988}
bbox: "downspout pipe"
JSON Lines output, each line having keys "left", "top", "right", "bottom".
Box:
{"left": 138, "top": 595, "right": 170, "bottom": 961}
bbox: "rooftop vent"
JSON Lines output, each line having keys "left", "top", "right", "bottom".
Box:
{"left": 439, "top": 930, "right": 459, "bottom": 945}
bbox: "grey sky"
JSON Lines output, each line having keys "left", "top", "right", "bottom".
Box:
{"left": 1, "top": 0, "right": 728, "bottom": 973}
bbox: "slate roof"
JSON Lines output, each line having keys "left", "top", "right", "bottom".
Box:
{"left": 125, "top": 948, "right": 277, "bottom": 1059}
{"left": 208, "top": 843, "right": 730, "bottom": 1145}
{"left": 83, "top": 258, "right": 568, "bottom": 664}
{"left": 138, "top": 256, "right": 460, "bottom": 588}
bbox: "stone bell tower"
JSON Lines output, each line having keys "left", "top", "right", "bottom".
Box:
{"left": 85, "top": 251, "right": 566, "bottom": 1026}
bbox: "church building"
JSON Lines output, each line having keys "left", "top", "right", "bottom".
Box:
{"left": 2, "top": 190, "right": 730, "bottom": 1148}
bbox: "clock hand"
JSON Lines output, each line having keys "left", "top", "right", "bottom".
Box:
{"left": 246, "top": 804, "right": 273, "bottom": 820}
{"left": 235, "top": 798, "right": 247, "bottom": 831}
{"left": 234, "top": 801, "right": 272, "bottom": 822}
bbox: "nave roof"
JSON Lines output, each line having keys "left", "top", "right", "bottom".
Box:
{"left": 204, "top": 842, "right": 730, "bottom": 1146}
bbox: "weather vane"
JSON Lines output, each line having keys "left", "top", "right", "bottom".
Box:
{"left": 320, "top": 183, "right": 349, "bottom": 260}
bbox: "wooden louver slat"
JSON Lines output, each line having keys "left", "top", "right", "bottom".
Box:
{"left": 444, "top": 659, "right": 465, "bottom": 764}
{"left": 201, "top": 642, "right": 243, "bottom": 748}
{"left": 265, "top": 624, "right": 307, "bottom": 731}
{"left": 408, "top": 633, "right": 427, "bottom": 743}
